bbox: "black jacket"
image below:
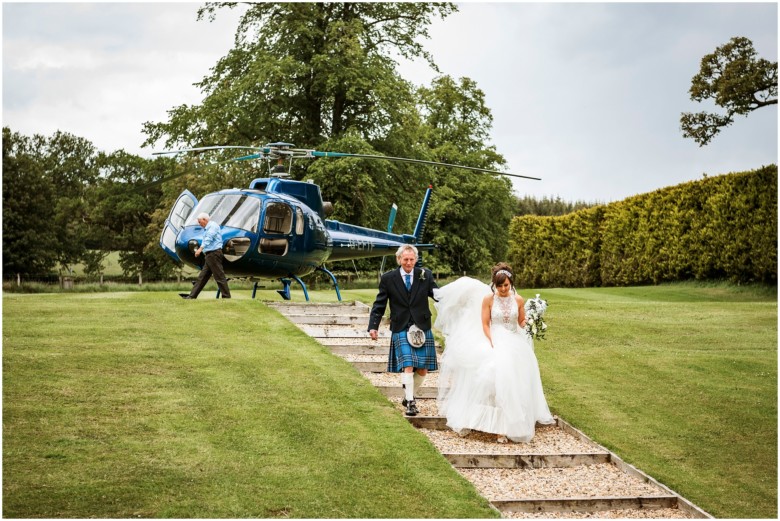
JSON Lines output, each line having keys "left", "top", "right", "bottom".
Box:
{"left": 368, "top": 267, "right": 439, "bottom": 333}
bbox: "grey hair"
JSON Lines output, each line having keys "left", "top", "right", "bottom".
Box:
{"left": 197, "top": 212, "right": 210, "bottom": 221}
{"left": 395, "top": 244, "right": 418, "bottom": 260}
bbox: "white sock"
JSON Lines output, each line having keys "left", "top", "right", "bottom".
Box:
{"left": 402, "top": 373, "right": 414, "bottom": 402}
{"left": 413, "top": 372, "right": 426, "bottom": 397}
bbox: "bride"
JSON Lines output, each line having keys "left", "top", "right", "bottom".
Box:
{"left": 435, "top": 262, "right": 555, "bottom": 443}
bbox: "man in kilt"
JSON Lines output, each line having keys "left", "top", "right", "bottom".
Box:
{"left": 368, "top": 245, "right": 440, "bottom": 416}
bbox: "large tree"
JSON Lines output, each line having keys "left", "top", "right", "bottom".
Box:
{"left": 143, "top": 2, "right": 455, "bottom": 149}
{"left": 681, "top": 36, "right": 777, "bottom": 146}
{"left": 39, "top": 131, "right": 100, "bottom": 275}
{"left": 2, "top": 128, "right": 59, "bottom": 281}
{"left": 2, "top": 128, "right": 99, "bottom": 280}
{"left": 416, "top": 76, "right": 514, "bottom": 275}
{"left": 88, "top": 151, "right": 177, "bottom": 283}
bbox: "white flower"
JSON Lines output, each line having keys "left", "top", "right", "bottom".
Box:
{"left": 524, "top": 294, "right": 549, "bottom": 341}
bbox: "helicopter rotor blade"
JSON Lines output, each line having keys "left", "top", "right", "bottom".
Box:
{"left": 133, "top": 156, "right": 250, "bottom": 192}
{"left": 149, "top": 143, "right": 540, "bottom": 180}
{"left": 152, "top": 146, "right": 268, "bottom": 157}
{"left": 305, "top": 150, "right": 540, "bottom": 180}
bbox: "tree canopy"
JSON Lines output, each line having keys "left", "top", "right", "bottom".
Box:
{"left": 681, "top": 36, "right": 778, "bottom": 146}
{"left": 143, "top": 2, "right": 456, "bottom": 149}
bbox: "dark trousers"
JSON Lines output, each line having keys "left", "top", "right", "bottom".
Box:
{"left": 189, "top": 250, "right": 231, "bottom": 298}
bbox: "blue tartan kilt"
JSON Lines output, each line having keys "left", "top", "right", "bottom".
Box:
{"left": 388, "top": 328, "right": 438, "bottom": 373}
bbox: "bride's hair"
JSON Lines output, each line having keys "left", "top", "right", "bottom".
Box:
{"left": 490, "top": 262, "right": 515, "bottom": 293}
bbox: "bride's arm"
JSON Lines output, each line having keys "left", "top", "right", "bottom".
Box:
{"left": 482, "top": 295, "right": 494, "bottom": 347}
{"left": 516, "top": 295, "right": 527, "bottom": 328}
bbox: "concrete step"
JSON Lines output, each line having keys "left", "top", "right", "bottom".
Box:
{"left": 298, "top": 325, "right": 391, "bottom": 339}
{"left": 331, "top": 345, "right": 442, "bottom": 356}
{"left": 319, "top": 338, "right": 443, "bottom": 350}
{"left": 443, "top": 452, "right": 611, "bottom": 469}
{"left": 285, "top": 315, "right": 375, "bottom": 325}
{"left": 350, "top": 361, "right": 389, "bottom": 372}
{"left": 375, "top": 385, "right": 438, "bottom": 399}
{"left": 268, "top": 302, "right": 371, "bottom": 316}
{"left": 492, "top": 495, "right": 679, "bottom": 514}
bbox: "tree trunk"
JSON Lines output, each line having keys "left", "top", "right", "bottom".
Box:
{"left": 16, "top": 273, "right": 21, "bottom": 287}
{"left": 138, "top": 272, "right": 143, "bottom": 286}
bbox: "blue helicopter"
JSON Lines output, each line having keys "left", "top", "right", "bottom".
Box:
{"left": 155, "top": 142, "right": 539, "bottom": 300}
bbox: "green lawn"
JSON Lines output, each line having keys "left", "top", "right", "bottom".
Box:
{"left": 3, "top": 283, "right": 777, "bottom": 518}
{"left": 2, "top": 291, "right": 496, "bottom": 518}
{"left": 534, "top": 284, "right": 777, "bottom": 519}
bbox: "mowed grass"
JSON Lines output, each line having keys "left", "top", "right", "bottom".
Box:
{"left": 530, "top": 284, "right": 777, "bottom": 519}
{"left": 2, "top": 292, "right": 496, "bottom": 518}
{"left": 3, "top": 283, "right": 776, "bottom": 518}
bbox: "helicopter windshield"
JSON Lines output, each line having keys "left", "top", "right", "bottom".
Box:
{"left": 186, "top": 194, "right": 261, "bottom": 233}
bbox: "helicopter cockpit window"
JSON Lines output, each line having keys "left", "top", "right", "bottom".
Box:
{"left": 185, "top": 194, "right": 261, "bottom": 233}
{"left": 224, "top": 197, "right": 261, "bottom": 233}
{"left": 171, "top": 197, "right": 195, "bottom": 230}
{"left": 295, "top": 207, "right": 304, "bottom": 235}
{"left": 263, "top": 202, "right": 293, "bottom": 235}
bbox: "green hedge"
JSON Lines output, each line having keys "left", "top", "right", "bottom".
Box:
{"left": 508, "top": 165, "right": 777, "bottom": 287}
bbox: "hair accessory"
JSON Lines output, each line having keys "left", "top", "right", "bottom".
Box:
{"left": 496, "top": 269, "right": 512, "bottom": 279}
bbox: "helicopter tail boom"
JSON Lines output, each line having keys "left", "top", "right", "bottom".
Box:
{"left": 324, "top": 184, "right": 435, "bottom": 261}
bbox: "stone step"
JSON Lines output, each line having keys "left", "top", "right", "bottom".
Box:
{"left": 268, "top": 302, "right": 370, "bottom": 316}
{"left": 404, "top": 415, "right": 445, "bottom": 429}
{"left": 285, "top": 315, "right": 375, "bottom": 325}
{"left": 375, "top": 385, "right": 438, "bottom": 399}
{"left": 350, "top": 361, "right": 389, "bottom": 372}
{"left": 329, "top": 345, "right": 443, "bottom": 356}
{"left": 316, "top": 337, "right": 386, "bottom": 347}
{"left": 319, "top": 338, "right": 443, "bottom": 350}
{"left": 299, "top": 325, "right": 391, "bottom": 338}
{"left": 492, "top": 495, "right": 679, "bottom": 514}
{"left": 444, "top": 452, "right": 611, "bottom": 469}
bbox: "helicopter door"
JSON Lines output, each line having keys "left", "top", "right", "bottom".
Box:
{"left": 160, "top": 190, "right": 198, "bottom": 262}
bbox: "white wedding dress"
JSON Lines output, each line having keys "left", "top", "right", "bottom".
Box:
{"left": 435, "top": 277, "right": 555, "bottom": 442}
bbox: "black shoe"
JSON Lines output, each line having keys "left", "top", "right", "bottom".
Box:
{"left": 405, "top": 400, "right": 418, "bottom": 416}
{"left": 179, "top": 293, "right": 193, "bottom": 299}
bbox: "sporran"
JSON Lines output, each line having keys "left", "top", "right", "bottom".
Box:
{"left": 407, "top": 324, "right": 426, "bottom": 348}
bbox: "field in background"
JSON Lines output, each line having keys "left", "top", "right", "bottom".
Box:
{"left": 3, "top": 283, "right": 776, "bottom": 518}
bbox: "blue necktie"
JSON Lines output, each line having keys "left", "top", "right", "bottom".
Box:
{"left": 404, "top": 273, "right": 411, "bottom": 291}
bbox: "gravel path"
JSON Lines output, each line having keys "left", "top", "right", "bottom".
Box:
{"left": 338, "top": 353, "right": 388, "bottom": 362}
{"left": 362, "top": 371, "right": 441, "bottom": 387}
{"left": 459, "top": 464, "right": 666, "bottom": 500}
{"left": 418, "top": 426, "right": 603, "bottom": 455}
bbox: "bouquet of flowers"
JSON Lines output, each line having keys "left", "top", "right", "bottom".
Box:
{"left": 524, "top": 294, "right": 548, "bottom": 340}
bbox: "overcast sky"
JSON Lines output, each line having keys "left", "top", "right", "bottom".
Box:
{"left": 3, "top": 2, "right": 777, "bottom": 203}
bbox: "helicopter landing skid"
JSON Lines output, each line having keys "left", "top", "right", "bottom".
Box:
{"left": 315, "top": 265, "right": 342, "bottom": 302}
{"left": 275, "top": 267, "right": 342, "bottom": 302}
{"left": 277, "top": 275, "right": 309, "bottom": 301}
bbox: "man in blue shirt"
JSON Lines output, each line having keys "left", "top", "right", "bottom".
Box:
{"left": 180, "top": 213, "right": 232, "bottom": 299}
